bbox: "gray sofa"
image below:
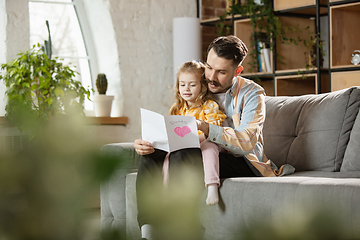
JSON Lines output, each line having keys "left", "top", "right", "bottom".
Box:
{"left": 100, "top": 86, "right": 360, "bottom": 240}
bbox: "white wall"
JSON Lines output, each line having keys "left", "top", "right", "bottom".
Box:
{"left": 0, "top": 0, "right": 198, "bottom": 145}
{"left": 0, "top": 0, "right": 7, "bottom": 116}
{"left": 0, "top": 0, "right": 30, "bottom": 116}
{"left": 0, "top": 0, "right": 6, "bottom": 64}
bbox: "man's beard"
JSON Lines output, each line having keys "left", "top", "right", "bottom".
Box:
{"left": 206, "top": 79, "right": 221, "bottom": 88}
{"left": 206, "top": 78, "right": 234, "bottom": 93}
{"left": 206, "top": 79, "right": 224, "bottom": 93}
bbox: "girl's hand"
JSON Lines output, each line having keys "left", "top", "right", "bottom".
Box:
{"left": 199, "top": 133, "right": 206, "bottom": 143}
{"left": 134, "top": 139, "right": 155, "bottom": 155}
{"left": 196, "top": 120, "right": 210, "bottom": 137}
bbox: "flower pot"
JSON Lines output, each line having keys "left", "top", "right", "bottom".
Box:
{"left": 92, "top": 95, "right": 114, "bottom": 117}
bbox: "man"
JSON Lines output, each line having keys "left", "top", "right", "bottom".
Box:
{"left": 134, "top": 35, "right": 294, "bottom": 240}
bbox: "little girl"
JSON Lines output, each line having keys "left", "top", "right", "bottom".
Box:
{"left": 163, "top": 60, "right": 226, "bottom": 205}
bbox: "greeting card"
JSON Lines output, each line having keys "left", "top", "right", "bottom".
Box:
{"left": 140, "top": 108, "right": 200, "bottom": 152}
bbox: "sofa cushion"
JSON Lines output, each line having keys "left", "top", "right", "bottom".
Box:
{"left": 199, "top": 176, "right": 360, "bottom": 240}
{"left": 341, "top": 107, "right": 360, "bottom": 171}
{"left": 264, "top": 87, "right": 360, "bottom": 172}
{"left": 125, "top": 172, "right": 360, "bottom": 240}
{"left": 287, "top": 171, "right": 360, "bottom": 178}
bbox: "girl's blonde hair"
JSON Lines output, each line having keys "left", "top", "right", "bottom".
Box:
{"left": 170, "top": 60, "right": 212, "bottom": 115}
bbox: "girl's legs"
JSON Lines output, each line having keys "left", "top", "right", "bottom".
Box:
{"left": 200, "top": 140, "right": 220, "bottom": 205}
{"left": 138, "top": 148, "right": 203, "bottom": 239}
{"left": 162, "top": 153, "right": 170, "bottom": 187}
{"left": 162, "top": 144, "right": 220, "bottom": 205}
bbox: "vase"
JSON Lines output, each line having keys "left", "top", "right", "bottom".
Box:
{"left": 92, "top": 95, "right": 114, "bottom": 117}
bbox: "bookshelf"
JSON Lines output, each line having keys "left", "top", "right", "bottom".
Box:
{"left": 200, "top": 0, "right": 360, "bottom": 96}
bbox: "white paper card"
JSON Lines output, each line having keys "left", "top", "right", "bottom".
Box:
{"left": 140, "top": 108, "right": 200, "bottom": 152}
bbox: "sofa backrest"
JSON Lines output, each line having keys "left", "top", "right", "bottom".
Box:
{"left": 263, "top": 87, "right": 360, "bottom": 172}
{"left": 341, "top": 104, "right": 360, "bottom": 172}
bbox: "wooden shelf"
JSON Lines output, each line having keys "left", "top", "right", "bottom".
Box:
{"left": 330, "top": 2, "right": 360, "bottom": 68}
{"left": 274, "top": 0, "right": 328, "bottom": 15}
{"left": 331, "top": 65, "right": 360, "bottom": 70}
{"left": 329, "top": 1, "right": 360, "bottom": 91}
{"left": 275, "top": 68, "right": 317, "bottom": 75}
{"left": 260, "top": 79, "right": 275, "bottom": 97}
{"left": 275, "top": 73, "right": 329, "bottom": 96}
{"left": 275, "top": 7, "right": 328, "bottom": 16}
{"left": 274, "top": 0, "right": 328, "bottom": 11}
{"left": 85, "top": 117, "right": 128, "bottom": 125}
{"left": 240, "top": 72, "right": 274, "bottom": 78}
{"left": 0, "top": 116, "right": 129, "bottom": 125}
{"left": 0, "top": 117, "right": 7, "bottom": 125}
{"left": 276, "top": 16, "right": 316, "bottom": 71}
{"left": 234, "top": 18, "right": 274, "bottom": 75}
{"left": 200, "top": 15, "right": 236, "bottom": 25}
{"left": 331, "top": 71, "right": 360, "bottom": 91}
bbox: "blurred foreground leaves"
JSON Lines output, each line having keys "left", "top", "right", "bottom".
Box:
{"left": 143, "top": 165, "right": 205, "bottom": 240}
{"left": 0, "top": 108, "right": 125, "bottom": 240}
{"left": 239, "top": 205, "right": 359, "bottom": 240}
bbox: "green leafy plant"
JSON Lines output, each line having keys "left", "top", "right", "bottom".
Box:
{"left": 296, "top": 26, "right": 325, "bottom": 79}
{"left": 0, "top": 44, "right": 91, "bottom": 133}
{"left": 302, "top": 26, "right": 324, "bottom": 69}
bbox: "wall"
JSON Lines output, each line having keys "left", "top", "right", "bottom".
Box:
{"left": 0, "top": 0, "right": 6, "bottom": 64}
{"left": 0, "top": 0, "right": 30, "bottom": 116}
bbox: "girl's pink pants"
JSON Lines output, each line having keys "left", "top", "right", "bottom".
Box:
{"left": 162, "top": 140, "right": 220, "bottom": 187}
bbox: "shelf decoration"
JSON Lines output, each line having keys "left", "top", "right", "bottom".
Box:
{"left": 351, "top": 50, "right": 360, "bottom": 66}
{"left": 93, "top": 73, "right": 114, "bottom": 117}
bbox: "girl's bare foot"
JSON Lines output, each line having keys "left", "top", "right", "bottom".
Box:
{"left": 206, "top": 184, "right": 219, "bottom": 205}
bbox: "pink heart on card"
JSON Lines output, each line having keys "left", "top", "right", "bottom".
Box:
{"left": 174, "top": 126, "right": 191, "bottom": 137}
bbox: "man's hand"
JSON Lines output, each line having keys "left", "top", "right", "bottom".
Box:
{"left": 196, "top": 120, "right": 210, "bottom": 137}
{"left": 134, "top": 139, "right": 155, "bottom": 155}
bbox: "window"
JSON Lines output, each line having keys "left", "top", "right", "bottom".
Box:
{"left": 29, "top": 0, "right": 93, "bottom": 110}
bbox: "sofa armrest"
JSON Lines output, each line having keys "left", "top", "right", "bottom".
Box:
{"left": 100, "top": 142, "right": 139, "bottom": 169}
{"left": 100, "top": 142, "right": 139, "bottom": 238}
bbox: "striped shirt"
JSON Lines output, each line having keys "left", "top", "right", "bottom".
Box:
{"left": 208, "top": 76, "right": 295, "bottom": 177}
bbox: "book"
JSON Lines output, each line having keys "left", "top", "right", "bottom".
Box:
{"left": 257, "top": 42, "right": 262, "bottom": 72}
{"left": 258, "top": 41, "right": 271, "bottom": 72}
{"left": 262, "top": 47, "right": 271, "bottom": 72}
{"left": 140, "top": 108, "right": 200, "bottom": 152}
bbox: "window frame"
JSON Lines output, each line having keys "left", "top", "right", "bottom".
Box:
{"left": 28, "top": 0, "right": 97, "bottom": 91}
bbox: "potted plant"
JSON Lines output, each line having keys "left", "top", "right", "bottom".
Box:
{"left": 0, "top": 44, "right": 91, "bottom": 135}
{"left": 92, "top": 73, "right": 114, "bottom": 117}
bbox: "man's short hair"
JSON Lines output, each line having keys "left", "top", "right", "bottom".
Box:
{"left": 207, "top": 35, "right": 248, "bottom": 66}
